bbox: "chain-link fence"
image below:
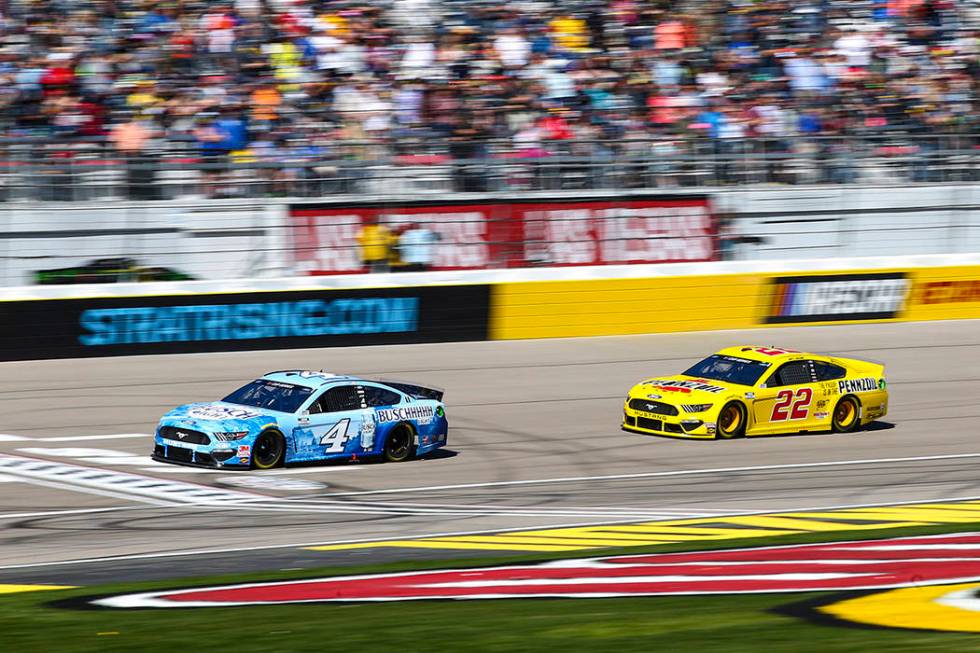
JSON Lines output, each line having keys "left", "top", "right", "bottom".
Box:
{"left": 0, "top": 134, "right": 976, "bottom": 203}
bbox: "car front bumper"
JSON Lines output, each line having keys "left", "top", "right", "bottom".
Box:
{"left": 153, "top": 441, "right": 251, "bottom": 469}
{"left": 622, "top": 406, "right": 716, "bottom": 440}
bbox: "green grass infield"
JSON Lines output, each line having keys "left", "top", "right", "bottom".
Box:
{"left": 4, "top": 522, "right": 980, "bottom": 653}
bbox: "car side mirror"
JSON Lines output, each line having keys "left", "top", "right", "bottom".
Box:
{"left": 758, "top": 384, "right": 767, "bottom": 389}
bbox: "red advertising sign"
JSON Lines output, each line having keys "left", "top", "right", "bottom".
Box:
{"left": 289, "top": 197, "right": 715, "bottom": 274}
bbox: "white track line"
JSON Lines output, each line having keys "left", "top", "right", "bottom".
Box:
{"left": 31, "top": 433, "right": 152, "bottom": 442}
{"left": 321, "top": 452, "right": 980, "bottom": 498}
{"left": 0, "top": 453, "right": 266, "bottom": 507}
{"left": 0, "top": 507, "right": 135, "bottom": 521}
{"left": 7, "top": 493, "right": 980, "bottom": 572}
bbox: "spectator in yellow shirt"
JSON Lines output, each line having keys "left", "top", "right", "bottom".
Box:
{"left": 549, "top": 14, "right": 589, "bottom": 53}
{"left": 358, "top": 219, "right": 392, "bottom": 272}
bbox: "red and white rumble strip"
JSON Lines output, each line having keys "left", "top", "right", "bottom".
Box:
{"left": 95, "top": 532, "right": 980, "bottom": 608}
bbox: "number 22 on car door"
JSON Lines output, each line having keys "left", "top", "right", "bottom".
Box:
{"left": 753, "top": 360, "right": 818, "bottom": 433}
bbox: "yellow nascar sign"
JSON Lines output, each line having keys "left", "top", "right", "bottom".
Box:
{"left": 489, "top": 264, "right": 980, "bottom": 340}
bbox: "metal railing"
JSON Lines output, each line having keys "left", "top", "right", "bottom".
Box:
{"left": 0, "top": 134, "right": 976, "bottom": 202}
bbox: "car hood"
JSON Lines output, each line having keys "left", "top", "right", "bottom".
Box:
{"left": 631, "top": 375, "right": 746, "bottom": 404}
{"left": 160, "top": 402, "right": 280, "bottom": 433}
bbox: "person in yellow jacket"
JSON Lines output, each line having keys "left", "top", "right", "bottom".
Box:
{"left": 358, "top": 219, "right": 392, "bottom": 272}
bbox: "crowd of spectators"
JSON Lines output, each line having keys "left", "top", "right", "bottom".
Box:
{"left": 0, "top": 0, "right": 977, "bottom": 194}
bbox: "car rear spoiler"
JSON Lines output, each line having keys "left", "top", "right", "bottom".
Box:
{"left": 382, "top": 380, "right": 445, "bottom": 402}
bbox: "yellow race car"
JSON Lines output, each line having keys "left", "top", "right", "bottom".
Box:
{"left": 623, "top": 346, "right": 888, "bottom": 439}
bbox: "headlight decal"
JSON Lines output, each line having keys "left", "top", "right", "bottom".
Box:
{"left": 681, "top": 404, "right": 713, "bottom": 413}
{"left": 213, "top": 431, "right": 250, "bottom": 441}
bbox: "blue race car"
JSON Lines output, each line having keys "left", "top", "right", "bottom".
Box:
{"left": 152, "top": 370, "right": 448, "bottom": 469}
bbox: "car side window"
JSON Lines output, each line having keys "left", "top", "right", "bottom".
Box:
{"left": 310, "top": 385, "right": 362, "bottom": 414}
{"left": 767, "top": 361, "right": 814, "bottom": 387}
{"left": 362, "top": 385, "right": 401, "bottom": 408}
{"left": 813, "top": 361, "right": 847, "bottom": 381}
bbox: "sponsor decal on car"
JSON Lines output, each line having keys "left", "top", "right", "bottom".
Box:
{"left": 766, "top": 272, "right": 909, "bottom": 324}
{"left": 94, "top": 533, "right": 980, "bottom": 608}
{"left": 187, "top": 405, "right": 262, "bottom": 421}
{"left": 236, "top": 445, "right": 251, "bottom": 458}
{"left": 297, "top": 371, "right": 337, "bottom": 380}
{"left": 376, "top": 406, "right": 435, "bottom": 424}
{"left": 644, "top": 379, "right": 725, "bottom": 394}
{"left": 837, "top": 377, "right": 878, "bottom": 393}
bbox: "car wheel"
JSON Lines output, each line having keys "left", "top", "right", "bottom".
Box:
{"left": 717, "top": 402, "right": 746, "bottom": 439}
{"left": 832, "top": 396, "right": 860, "bottom": 433}
{"left": 383, "top": 423, "right": 415, "bottom": 463}
{"left": 252, "top": 430, "right": 285, "bottom": 469}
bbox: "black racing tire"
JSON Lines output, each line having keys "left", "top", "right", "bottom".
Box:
{"left": 717, "top": 401, "right": 747, "bottom": 440}
{"left": 832, "top": 395, "right": 861, "bottom": 433}
{"left": 252, "top": 430, "right": 286, "bottom": 469}
{"left": 383, "top": 423, "right": 415, "bottom": 463}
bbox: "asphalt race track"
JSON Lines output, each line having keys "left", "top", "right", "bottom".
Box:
{"left": 1, "top": 319, "right": 979, "bottom": 586}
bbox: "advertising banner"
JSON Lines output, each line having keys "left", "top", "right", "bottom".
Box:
{"left": 289, "top": 196, "right": 715, "bottom": 274}
{"left": 764, "top": 272, "right": 910, "bottom": 324}
{"left": 0, "top": 285, "right": 491, "bottom": 361}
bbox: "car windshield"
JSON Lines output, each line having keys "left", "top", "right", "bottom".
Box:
{"left": 222, "top": 380, "right": 313, "bottom": 413}
{"left": 682, "top": 355, "right": 770, "bottom": 387}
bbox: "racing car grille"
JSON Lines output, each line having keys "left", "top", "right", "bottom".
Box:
{"left": 161, "top": 445, "right": 194, "bottom": 463}
{"left": 636, "top": 416, "right": 663, "bottom": 432}
{"left": 159, "top": 426, "right": 211, "bottom": 445}
{"left": 628, "top": 399, "right": 678, "bottom": 416}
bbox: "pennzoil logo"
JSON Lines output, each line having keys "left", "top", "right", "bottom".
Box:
{"left": 837, "top": 377, "right": 879, "bottom": 393}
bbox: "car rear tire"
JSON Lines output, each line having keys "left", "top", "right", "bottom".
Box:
{"left": 252, "top": 430, "right": 285, "bottom": 469}
{"left": 383, "top": 423, "right": 415, "bottom": 463}
{"left": 832, "top": 396, "right": 860, "bottom": 433}
{"left": 717, "top": 401, "right": 746, "bottom": 439}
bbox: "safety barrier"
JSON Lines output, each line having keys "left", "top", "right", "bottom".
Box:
{"left": 491, "top": 259, "right": 980, "bottom": 340}
{"left": 0, "top": 284, "right": 490, "bottom": 361}
{"left": 0, "top": 255, "right": 977, "bottom": 361}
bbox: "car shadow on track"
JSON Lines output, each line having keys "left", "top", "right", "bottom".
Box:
{"left": 624, "top": 421, "right": 898, "bottom": 444}
{"left": 716, "top": 421, "right": 897, "bottom": 442}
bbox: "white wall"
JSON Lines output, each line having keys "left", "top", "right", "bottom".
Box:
{"left": 0, "top": 183, "right": 975, "bottom": 285}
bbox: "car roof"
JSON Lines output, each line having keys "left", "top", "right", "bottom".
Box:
{"left": 714, "top": 346, "right": 825, "bottom": 364}
{"left": 260, "top": 370, "right": 366, "bottom": 389}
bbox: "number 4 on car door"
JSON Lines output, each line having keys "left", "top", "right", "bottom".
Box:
{"left": 320, "top": 418, "right": 351, "bottom": 452}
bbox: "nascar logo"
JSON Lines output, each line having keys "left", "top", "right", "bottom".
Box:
{"left": 767, "top": 274, "right": 909, "bottom": 323}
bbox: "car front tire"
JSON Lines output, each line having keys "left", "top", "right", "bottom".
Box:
{"left": 252, "top": 430, "right": 285, "bottom": 469}
{"left": 717, "top": 401, "right": 747, "bottom": 439}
